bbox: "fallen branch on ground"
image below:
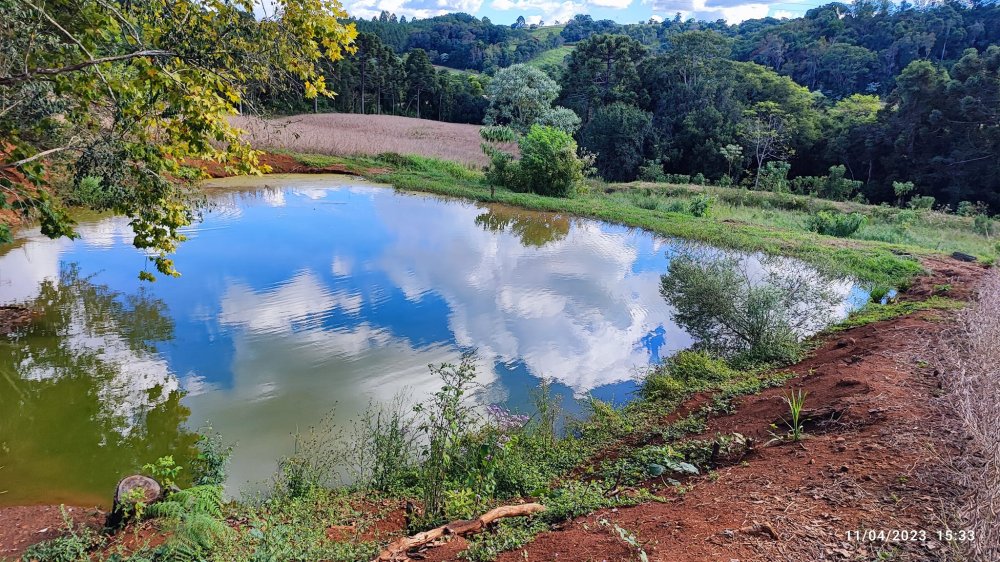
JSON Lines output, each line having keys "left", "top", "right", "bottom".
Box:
{"left": 373, "top": 502, "right": 546, "bottom": 561}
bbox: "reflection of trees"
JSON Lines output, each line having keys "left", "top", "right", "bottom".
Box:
{"left": 659, "top": 251, "right": 841, "bottom": 364}
{"left": 0, "top": 267, "right": 196, "bottom": 506}
{"left": 474, "top": 205, "right": 571, "bottom": 248}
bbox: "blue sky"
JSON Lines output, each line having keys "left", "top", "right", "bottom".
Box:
{"left": 344, "top": 0, "right": 830, "bottom": 27}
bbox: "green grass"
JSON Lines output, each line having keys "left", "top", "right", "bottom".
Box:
{"left": 527, "top": 24, "right": 566, "bottom": 40}
{"left": 830, "top": 296, "right": 965, "bottom": 330}
{"left": 525, "top": 45, "right": 574, "bottom": 70}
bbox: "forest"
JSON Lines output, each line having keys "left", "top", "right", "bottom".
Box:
{"left": 277, "top": 2, "right": 1000, "bottom": 210}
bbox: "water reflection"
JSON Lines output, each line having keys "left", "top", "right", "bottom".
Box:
{"left": 475, "top": 205, "right": 571, "bottom": 248}
{"left": 0, "top": 175, "right": 863, "bottom": 505}
{"left": 0, "top": 268, "right": 197, "bottom": 506}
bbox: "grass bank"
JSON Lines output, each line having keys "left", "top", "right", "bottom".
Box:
{"left": 283, "top": 152, "right": 1000, "bottom": 287}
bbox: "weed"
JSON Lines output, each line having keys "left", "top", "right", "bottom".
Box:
{"left": 783, "top": 389, "right": 808, "bottom": 442}
{"left": 143, "top": 456, "right": 182, "bottom": 489}
{"left": 20, "top": 507, "right": 101, "bottom": 562}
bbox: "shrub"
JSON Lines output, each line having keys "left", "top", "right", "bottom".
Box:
{"left": 974, "top": 214, "right": 995, "bottom": 237}
{"left": 638, "top": 159, "right": 667, "bottom": 182}
{"left": 667, "top": 350, "right": 734, "bottom": 383}
{"left": 792, "top": 166, "right": 862, "bottom": 201}
{"left": 757, "top": 161, "right": 791, "bottom": 193}
{"left": 893, "top": 181, "right": 915, "bottom": 205}
{"left": 190, "top": 429, "right": 232, "bottom": 487}
{"left": 640, "top": 370, "right": 687, "bottom": 402}
{"left": 688, "top": 194, "right": 712, "bottom": 217}
{"left": 806, "top": 210, "right": 867, "bottom": 237}
{"left": 350, "top": 397, "right": 418, "bottom": 494}
{"left": 516, "top": 125, "right": 584, "bottom": 197}
{"left": 414, "top": 353, "right": 480, "bottom": 524}
{"left": 908, "top": 195, "right": 936, "bottom": 210}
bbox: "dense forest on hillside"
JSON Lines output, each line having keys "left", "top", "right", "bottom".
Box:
{"left": 265, "top": 2, "right": 999, "bottom": 209}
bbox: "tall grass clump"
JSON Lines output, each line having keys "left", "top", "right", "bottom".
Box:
{"left": 807, "top": 210, "right": 867, "bottom": 237}
{"left": 939, "top": 271, "right": 1000, "bottom": 561}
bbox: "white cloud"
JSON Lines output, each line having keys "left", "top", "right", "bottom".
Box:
{"left": 653, "top": 0, "right": 773, "bottom": 23}
{"left": 348, "top": 0, "right": 486, "bottom": 20}
{"left": 489, "top": 0, "right": 585, "bottom": 23}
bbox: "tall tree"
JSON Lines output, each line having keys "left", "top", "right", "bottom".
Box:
{"left": 559, "top": 34, "right": 647, "bottom": 121}
{"left": 404, "top": 48, "right": 436, "bottom": 118}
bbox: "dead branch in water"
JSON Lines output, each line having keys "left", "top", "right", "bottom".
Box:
{"left": 373, "top": 502, "right": 545, "bottom": 561}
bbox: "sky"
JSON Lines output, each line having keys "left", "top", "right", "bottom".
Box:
{"left": 343, "top": 0, "right": 831, "bottom": 27}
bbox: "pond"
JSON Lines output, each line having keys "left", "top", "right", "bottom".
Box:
{"left": 0, "top": 175, "right": 868, "bottom": 507}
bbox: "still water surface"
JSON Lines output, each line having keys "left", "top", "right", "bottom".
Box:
{"left": 0, "top": 175, "right": 865, "bottom": 506}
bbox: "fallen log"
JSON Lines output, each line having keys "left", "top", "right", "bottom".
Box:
{"left": 373, "top": 502, "right": 546, "bottom": 561}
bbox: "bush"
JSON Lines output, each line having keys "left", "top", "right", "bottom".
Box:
{"left": 908, "top": 195, "right": 936, "bottom": 210}
{"left": 516, "top": 125, "right": 584, "bottom": 197}
{"left": 191, "top": 429, "right": 232, "bottom": 487}
{"left": 688, "top": 194, "right": 712, "bottom": 218}
{"left": 807, "top": 210, "right": 867, "bottom": 237}
{"left": 667, "top": 350, "right": 734, "bottom": 383}
{"left": 638, "top": 159, "right": 667, "bottom": 182}
{"left": 974, "top": 214, "right": 995, "bottom": 237}
{"left": 640, "top": 370, "right": 687, "bottom": 402}
{"left": 791, "top": 166, "right": 861, "bottom": 201}
{"left": 757, "top": 161, "right": 791, "bottom": 193}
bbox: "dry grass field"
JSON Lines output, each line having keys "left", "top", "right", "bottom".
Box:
{"left": 231, "top": 113, "right": 491, "bottom": 167}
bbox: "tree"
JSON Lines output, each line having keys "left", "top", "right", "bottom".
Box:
{"left": 739, "top": 102, "right": 793, "bottom": 190}
{"left": 0, "top": 0, "right": 357, "bottom": 278}
{"left": 559, "top": 34, "right": 646, "bottom": 121}
{"left": 483, "top": 64, "right": 577, "bottom": 133}
{"left": 404, "top": 49, "right": 436, "bottom": 118}
{"left": 579, "top": 103, "right": 652, "bottom": 182}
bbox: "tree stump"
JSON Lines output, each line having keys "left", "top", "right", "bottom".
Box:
{"left": 105, "top": 475, "right": 162, "bottom": 529}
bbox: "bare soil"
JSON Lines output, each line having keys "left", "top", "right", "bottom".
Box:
{"left": 231, "top": 114, "right": 493, "bottom": 167}
{"left": 0, "top": 506, "right": 105, "bottom": 560}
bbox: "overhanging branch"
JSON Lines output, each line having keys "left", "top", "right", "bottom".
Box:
{"left": 0, "top": 50, "right": 176, "bottom": 86}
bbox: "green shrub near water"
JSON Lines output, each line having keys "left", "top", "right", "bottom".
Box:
{"left": 807, "top": 210, "right": 867, "bottom": 237}
{"left": 516, "top": 125, "right": 584, "bottom": 197}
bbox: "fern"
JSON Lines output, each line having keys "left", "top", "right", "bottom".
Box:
{"left": 145, "top": 485, "right": 223, "bottom": 520}
{"left": 143, "top": 485, "right": 228, "bottom": 562}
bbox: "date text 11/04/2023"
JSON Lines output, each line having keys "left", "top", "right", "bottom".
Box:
{"left": 846, "top": 529, "right": 975, "bottom": 542}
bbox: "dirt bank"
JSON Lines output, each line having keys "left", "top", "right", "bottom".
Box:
{"left": 191, "top": 152, "right": 363, "bottom": 178}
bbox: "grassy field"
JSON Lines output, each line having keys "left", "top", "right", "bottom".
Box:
{"left": 525, "top": 45, "right": 574, "bottom": 70}
{"left": 232, "top": 114, "right": 492, "bottom": 166}
{"left": 273, "top": 151, "right": 999, "bottom": 288}
{"left": 527, "top": 24, "right": 565, "bottom": 40}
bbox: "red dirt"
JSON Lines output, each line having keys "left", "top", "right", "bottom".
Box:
{"left": 0, "top": 505, "right": 105, "bottom": 559}
{"left": 189, "top": 152, "right": 370, "bottom": 178}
